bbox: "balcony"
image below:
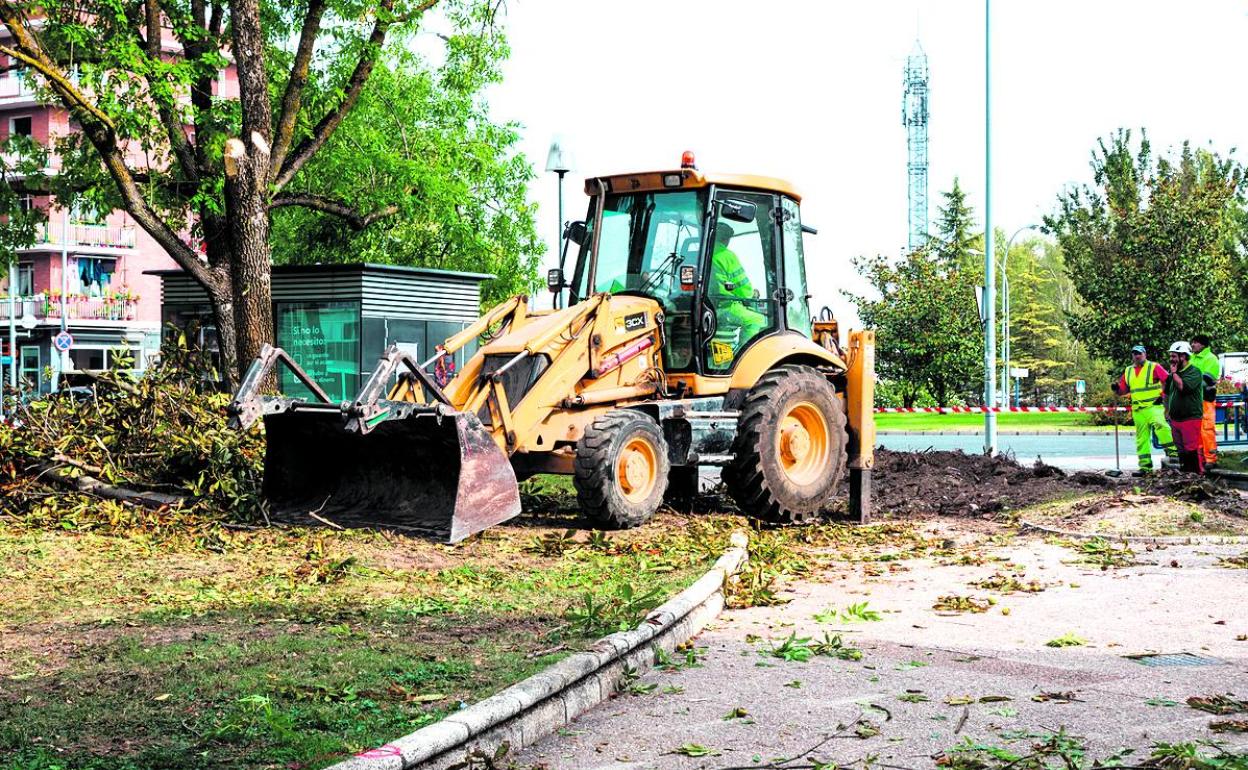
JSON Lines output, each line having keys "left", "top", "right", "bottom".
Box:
{"left": 25, "top": 220, "right": 138, "bottom": 252}
{"left": 0, "top": 293, "right": 142, "bottom": 325}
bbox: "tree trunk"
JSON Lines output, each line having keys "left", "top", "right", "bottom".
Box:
{"left": 207, "top": 281, "right": 239, "bottom": 392}
{"left": 223, "top": 135, "right": 274, "bottom": 385}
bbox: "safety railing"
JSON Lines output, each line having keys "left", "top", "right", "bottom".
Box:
{"left": 0, "top": 293, "right": 140, "bottom": 323}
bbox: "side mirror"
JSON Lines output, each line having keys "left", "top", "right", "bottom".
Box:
{"left": 564, "top": 220, "right": 587, "bottom": 246}
{"left": 547, "top": 268, "right": 565, "bottom": 292}
{"left": 720, "top": 199, "right": 756, "bottom": 223}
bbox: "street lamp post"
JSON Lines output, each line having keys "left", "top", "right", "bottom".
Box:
{"left": 1001, "top": 224, "right": 1039, "bottom": 407}
{"left": 983, "top": 0, "right": 996, "bottom": 454}
{"left": 545, "top": 136, "right": 574, "bottom": 309}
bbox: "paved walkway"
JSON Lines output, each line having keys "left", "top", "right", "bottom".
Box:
{"left": 516, "top": 526, "right": 1248, "bottom": 769}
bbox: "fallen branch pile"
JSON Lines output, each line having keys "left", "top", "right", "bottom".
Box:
{"left": 0, "top": 340, "right": 265, "bottom": 531}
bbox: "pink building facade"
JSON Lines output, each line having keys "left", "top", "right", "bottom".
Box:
{"left": 0, "top": 37, "right": 238, "bottom": 393}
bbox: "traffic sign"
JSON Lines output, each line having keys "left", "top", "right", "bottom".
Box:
{"left": 0, "top": 356, "right": 11, "bottom": 366}
{"left": 1075, "top": 380, "right": 1087, "bottom": 395}
{"left": 53, "top": 331, "right": 74, "bottom": 352}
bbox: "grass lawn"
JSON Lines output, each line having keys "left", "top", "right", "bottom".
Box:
{"left": 0, "top": 486, "right": 735, "bottom": 770}
{"left": 875, "top": 411, "right": 1110, "bottom": 432}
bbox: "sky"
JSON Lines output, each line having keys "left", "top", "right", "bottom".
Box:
{"left": 481, "top": 0, "right": 1248, "bottom": 325}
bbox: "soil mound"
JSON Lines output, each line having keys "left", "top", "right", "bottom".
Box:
{"left": 859, "top": 449, "right": 1247, "bottom": 519}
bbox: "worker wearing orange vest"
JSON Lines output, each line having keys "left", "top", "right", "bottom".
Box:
{"left": 1110, "top": 344, "right": 1176, "bottom": 475}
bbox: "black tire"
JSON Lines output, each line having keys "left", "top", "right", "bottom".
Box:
{"left": 574, "top": 410, "right": 671, "bottom": 529}
{"left": 724, "top": 365, "right": 848, "bottom": 525}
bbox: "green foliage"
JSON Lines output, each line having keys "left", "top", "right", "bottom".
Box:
{"left": 268, "top": 41, "right": 542, "bottom": 303}
{"left": 0, "top": 135, "right": 47, "bottom": 265}
{"left": 1044, "top": 632, "right": 1087, "bottom": 648}
{"left": 1046, "top": 129, "right": 1248, "bottom": 362}
{"left": 1001, "top": 235, "right": 1108, "bottom": 404}
{"left": 764, "top": 631, "right": 863, "bottom": 663}
{"left": 561, "top": 581, "right": 664, "bottom": 637}
{"left": 847, "top": 180, "right": 984, "bottom": 407}
{"left": 0, "top": 0, "right": 540, "bottom": 379}
{"left": 813, "top": 602, "right": 882, "bottom": 623}
{"left": 1072, "top": 537, "right": 1136, "bottom": 568}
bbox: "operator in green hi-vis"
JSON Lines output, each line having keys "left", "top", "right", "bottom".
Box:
{"left": 708, "top": 222, "right": 767, "bottom": 367}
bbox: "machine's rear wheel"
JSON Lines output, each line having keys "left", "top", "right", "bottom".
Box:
{"left": 724, "top": 365, "right": 847, "bottom": 525}
{"left": 575, "top": 410, "right": 670, "bottom": 529}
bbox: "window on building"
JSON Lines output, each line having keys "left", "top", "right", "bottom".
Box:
{"left": 69, "top": 256, "right": 116, "bottom": 297}
{"left": 275, "top": 301, "right": 361, "bottom": 402}
{"left": 20, "top": 345, "right": 41, "bottom": 390}
{"left": 15, "top": 263, "right": 34, "bottom": 296}
{"left": 10, "top": 116, "right": 32, "bottom": 137}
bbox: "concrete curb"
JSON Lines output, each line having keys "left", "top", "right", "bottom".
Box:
{"left": 1020, "top": 520, "right": 1248, "bottom": 545}
{"left": 326, "top": 532, "right": 751, "bottom": 770}
{"left": 1208, "top": 467, "right": 1248, "bottom": 490}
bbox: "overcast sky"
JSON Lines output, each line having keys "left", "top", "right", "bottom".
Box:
{"left": 482, "top": 0, "right": 1247, "bottom": 325}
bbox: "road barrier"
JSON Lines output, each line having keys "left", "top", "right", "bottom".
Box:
{"left": 875, "top": 403, "right": 1244, "bottom": 414}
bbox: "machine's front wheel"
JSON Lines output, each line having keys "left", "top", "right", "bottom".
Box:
{"left": 575, "top": 410, "right": 670, "bottom": 529}
{"left": 724, "top": 365, "right": 847, "bottom": 525}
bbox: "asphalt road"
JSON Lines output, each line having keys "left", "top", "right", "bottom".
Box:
{"left": 877, "top": 432, "right": 1142, "bottom": 471}
{"left": 514, "top": 526, "right": 1248, "bottom": 769}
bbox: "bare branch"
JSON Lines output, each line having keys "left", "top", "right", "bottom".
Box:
{"left": 269, "top": 0, "right": 327, "bottom": 181}
{"left": 269, "top": 192, "right": 400, "bottom": 230}
{"left": 145, "top": 0, "right": 200, "bottom": 183}
{"left": 273, "top": 0, "right": 439, "bottom": 190}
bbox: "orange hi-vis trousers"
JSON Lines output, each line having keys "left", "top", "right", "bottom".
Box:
{"left": 1202, "top": 401, "right": 1218, "bottom": 465}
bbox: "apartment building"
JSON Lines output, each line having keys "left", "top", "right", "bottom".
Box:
{"left": 0, "top": 35, "right": 237, "bottom": 393}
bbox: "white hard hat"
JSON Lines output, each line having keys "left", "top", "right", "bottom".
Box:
{"left": 1169, "top": 341, "right": 1192, "bottom": 355}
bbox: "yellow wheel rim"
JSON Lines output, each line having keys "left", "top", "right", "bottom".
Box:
{"left": 617, "top": 436, "right": 659, "bottom": 502}
{"left": 776, "top": 401, "right": 830, "bottom": 486}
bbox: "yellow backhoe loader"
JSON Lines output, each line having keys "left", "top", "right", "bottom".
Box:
{"left": 229, "top": 154, "right": 876, "bottom": 541}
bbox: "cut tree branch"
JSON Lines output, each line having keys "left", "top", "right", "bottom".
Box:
{"left": 269, "top": 191, "right": 400, "bottom": 230}
{"left": 268, "top": 0, "right": 328, "bottom": 181}
{"left": 273, "top": 0, "right": 438, "bottom": 190}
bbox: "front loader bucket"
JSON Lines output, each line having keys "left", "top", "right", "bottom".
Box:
{"left": 261, "top": 408, "right": 521, "bottom": 542}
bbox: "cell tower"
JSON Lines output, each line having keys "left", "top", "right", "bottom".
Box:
{"left": 902, "top": 39, "right": 929, "bottom": 252}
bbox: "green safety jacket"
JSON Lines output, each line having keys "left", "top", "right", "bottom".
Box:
{"left": 711, "top": 245, "right": 754, "bottom": 299}
{"left": 1191, "top": 348, "right": 1220, "bottom": 402}
{"left": 1124, "top": 361, "right": 1164, "bottom": 408}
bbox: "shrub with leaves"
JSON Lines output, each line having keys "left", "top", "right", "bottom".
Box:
{"left": 0, "top": 335, "right": 264, "bottom": 529}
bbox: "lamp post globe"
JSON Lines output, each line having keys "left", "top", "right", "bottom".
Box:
{"left": 545, "top": 136, "right": 574, "bottom": 308}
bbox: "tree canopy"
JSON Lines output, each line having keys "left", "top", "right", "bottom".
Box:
{"left": 268, "top": 46, "right": 541, "bottom": 304}
{"left": 0, "top": 0, "right": 539, "bottom": 384}
{"left": 847, "top": 180, "right": 984, "bottom": 408}
{"left": 1045, "top": 129, "right": 1248, "bottom": 362}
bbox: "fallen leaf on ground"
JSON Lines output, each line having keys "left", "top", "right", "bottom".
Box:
{"left": 1187, "top": 695, "right": 1248, "bottom": 715}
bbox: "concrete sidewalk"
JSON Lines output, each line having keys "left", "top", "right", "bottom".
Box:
{"left": 515, "top": 527, "right": 1248, "bottom": 769}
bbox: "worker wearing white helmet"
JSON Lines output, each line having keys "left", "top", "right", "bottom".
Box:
{"left": 1164, "top": 341, "right": 1207, "bottom": 474}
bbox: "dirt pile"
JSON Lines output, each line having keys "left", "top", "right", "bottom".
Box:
{"left": 855, "top": 449, "right": 1094, "bottom": 518}
{"left": 854, "top": 449, "right": 1247, "bottom": 519}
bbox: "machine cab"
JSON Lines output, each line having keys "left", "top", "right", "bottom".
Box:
{"left": 558, "top": 155, "right": 815, "bottom": 376}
